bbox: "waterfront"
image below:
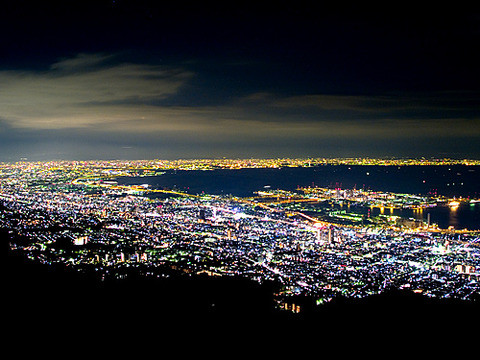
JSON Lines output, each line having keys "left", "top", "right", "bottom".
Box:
{"left": 1, "top": 159, "right": 480, "bottom": 315}
{"left": 116, "top": 165, "right": 480, "bottom": 198}
{"left": 116, "top": 165, "right": 480, "bottom": 230}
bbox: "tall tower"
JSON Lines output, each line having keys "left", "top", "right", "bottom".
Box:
{"left": 328, "top": 226, "right": 335, "bottom": 243}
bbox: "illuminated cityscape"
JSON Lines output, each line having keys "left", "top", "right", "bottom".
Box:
{"left": 2, "top": 159, "right": 479, "bottom": 315}
{"left": 1, "top": 3, "right": 479, "bottom": 329}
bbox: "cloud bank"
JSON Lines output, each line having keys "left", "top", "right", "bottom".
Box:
{"left": 0, "top": 53, "right": 193, "bottom": 129}
{"left": 0, "top": 53, "right": 479, "bottom": 160}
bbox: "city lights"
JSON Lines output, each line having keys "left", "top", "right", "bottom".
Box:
{"left": 1, "top": 158, "right": 479, "bottom": 314}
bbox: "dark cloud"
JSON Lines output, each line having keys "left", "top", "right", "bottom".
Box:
{"left": 0, "top": 3, "right": 479, "bottom": 160}
{"left": 0, "top": 52, "right": 479, "bottom": 161}
{"left": 264, "top": 91, "right": 480, "bottom": 122}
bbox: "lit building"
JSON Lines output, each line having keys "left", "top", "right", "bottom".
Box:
{"left": 328, "top": 226, "right": 335, "bottom": 243}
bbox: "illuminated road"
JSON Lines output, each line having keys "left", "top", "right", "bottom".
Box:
{"left": 72, "top": 177, "right": 199, "bottom": 198}
{"left": 72, "top": 177, "right": 480, "bottom": 239}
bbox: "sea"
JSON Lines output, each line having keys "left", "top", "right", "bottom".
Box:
{"left": 116, "top": 165, "right": 480, "bottom": 231}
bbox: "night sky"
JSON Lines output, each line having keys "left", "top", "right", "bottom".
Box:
{"left": 0, "top": 1, "right": 479, "bottom": 160}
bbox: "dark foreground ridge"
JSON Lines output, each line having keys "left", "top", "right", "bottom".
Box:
{"left": 3, "top": 229, "right": 479, "bottom": 332}
{"left": 2, "top": 229, "right": 280, "bottom": 324}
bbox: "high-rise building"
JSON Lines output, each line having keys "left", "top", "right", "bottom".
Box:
{"left": 328, "top": 226, "right": 335, "bottom": 243}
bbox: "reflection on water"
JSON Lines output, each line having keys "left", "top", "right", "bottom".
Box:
{"left": 310, "top": 202, "right": 480, "bottom": 230}
{"left": 374, "top": 203, "right": 480, "bottom": 230}
{"left": 448, "top": 203, "right": 459, "bottom": 228}
{"left": 117, "top": 166, "right": 480, "bottom": 230}
{"left": 424, "top": 202, "right": 480, "bottom": 230}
